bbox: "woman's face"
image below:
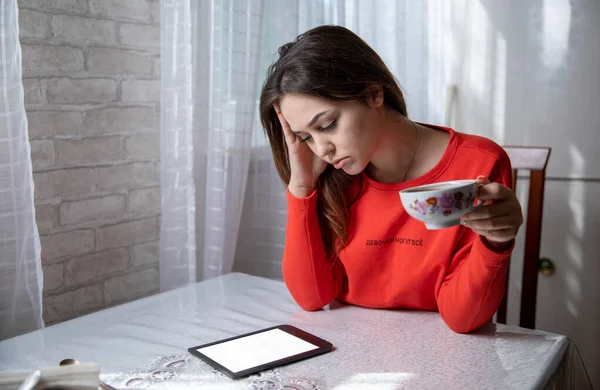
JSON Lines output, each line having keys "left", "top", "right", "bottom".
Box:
{"left": 279, "top": 92, "right": 384, "bottom": 175}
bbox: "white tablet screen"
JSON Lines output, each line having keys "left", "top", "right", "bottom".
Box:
{"left": 196, "top": 328, "right": 319, "bottom": 374}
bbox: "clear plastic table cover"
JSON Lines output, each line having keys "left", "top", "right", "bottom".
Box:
{"left": 0, "top": 273, "right": 591, "bottom": 389}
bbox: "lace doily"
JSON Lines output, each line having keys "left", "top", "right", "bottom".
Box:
{"left": 100, "top": 354, "right": 324, "bottom": 389}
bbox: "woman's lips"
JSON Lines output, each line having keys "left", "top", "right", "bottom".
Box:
{"left": 333, "top": 157, "right": 349, "bottom": 169}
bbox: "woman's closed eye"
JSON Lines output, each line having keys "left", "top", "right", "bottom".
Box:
{"left": 319, "top": 119, "right": 336, "bottom": 131}
{"left": 298, "top": 119, "right": 337, "bottom": 143}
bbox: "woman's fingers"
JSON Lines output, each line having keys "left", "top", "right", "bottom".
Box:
{"left": 273, "top": 104, "right": 297, "bottom": 147}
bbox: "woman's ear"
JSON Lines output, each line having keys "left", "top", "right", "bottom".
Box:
{"left": 365, "top": 85, "right": 384, "bottom": 108}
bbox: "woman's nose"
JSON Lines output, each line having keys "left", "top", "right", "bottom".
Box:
{"left": 315, "top": 140, "right": 335, "bottom": 159}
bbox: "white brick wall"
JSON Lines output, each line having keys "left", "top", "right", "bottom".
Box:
{"left": 129, "top": 187, "right": 160, "bottom": 215}
{"left": 20, "top": 0, "right": 161, "bottom": 324}
{"left": 89, "top": 0, "right": 152, "bottom": 23}
{"left": 126, "top": 133, "right": 160, "bottom": 159}
{"left": 43, "top": 284, "right": 104, "bottom": 324}
{"left": 118, "top": 23, "right": 159, "bottom": 47}
{"left": 150, "top": 1, "right": 159, "bottom": 25}
{"left": 83, "top": 107, "right": 155, "bottom": 134}
{"left": 55, "top": 137, "right": 124, "bottom": 164}
{"left": 92, "top": 163, "right": 157, "bottom": 191}
{"left": 27, "top": 111, "right": 84, "bottom": 138}
{"left": 30, "top": 140, "right": 55, "bottom": 167}
{"left": 35, "top": 204, "right": 57, "bottom": 233}
{"left": 121, "top": 80, "right": 159, "bottom": 103}
{"left": 65, "top": 249, "right": 129, "bottom": 286}
{"left": 39, "top": 230, "right": 96, "bottom": 262}
{"left": 19, "top": 0, "right": 88, "bottom": 14}
{"left": 87, "top": 48, "right": 155, "bottom": 75}
{"left": 22, "top": 45, "right": 85, "bottom": 73}
{"left": 52, "top": 15, "right": 117, "bottom": 45}
{"left": 33, "top": 168, "right": 93, "bottom": 199}
{"left": 46, "top": 78, "right": 118, "bottom": 104}
{"left": 42, "top": 264, "right": 64, "bottom": 291}
{"left": 131, "top": 241, "right": 159, "bottom": 268}
{"left": 104, "top": 268, "right": 159, "bottom": 305}
{"left": 60, "top": 195, "right": 127, "bottom": 225}
{"left": 19, "top": 10, "right": 51, "bottom": 39}
{"left": 22, "top": 79, "right": 43, "bottom": 104}
{"left": 97, "top": 217, "right": 159, "bottom": 250}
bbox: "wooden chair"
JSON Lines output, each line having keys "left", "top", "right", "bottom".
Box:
{"left": 497, "top": 146, "right": 552, "bottom": 329}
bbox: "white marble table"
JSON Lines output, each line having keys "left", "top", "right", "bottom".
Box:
{"left": 0, "top": 273, "right": 591, "bottom": 389}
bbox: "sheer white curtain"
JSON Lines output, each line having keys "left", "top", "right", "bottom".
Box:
{"left": 0, "top": 0, "right": 44, "bottom": 339}
{"left": 161, "top": 0, "right": 447, "bottom": 287}
{"left": 160, "top": 0, "right": 264, "bottom": 291}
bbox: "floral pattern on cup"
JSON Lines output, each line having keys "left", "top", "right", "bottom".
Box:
{"left": 408, "top": 191, "right": 475, "bottom": 217}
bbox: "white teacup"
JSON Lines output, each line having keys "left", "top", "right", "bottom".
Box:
{"left": 399, "top": 180, "right": 481, "bottom": 230}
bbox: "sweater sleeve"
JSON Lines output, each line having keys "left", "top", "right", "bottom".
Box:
{"left": 281, "top": 188, "right": 347, "bottom": 311}
{"left": 435, "top": 149, "right": 515, "bottom": 333}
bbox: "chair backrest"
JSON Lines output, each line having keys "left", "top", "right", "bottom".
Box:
{"left": 497, "top": 146, "right": 552, "bottom": 329}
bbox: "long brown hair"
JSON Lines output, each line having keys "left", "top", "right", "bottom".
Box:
{"left": 259, "top": 25, "right": 408, "bottom": 259}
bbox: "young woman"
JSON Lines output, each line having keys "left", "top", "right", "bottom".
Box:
{"left": 259, "top": 25, "right": 523, "bottom": 333}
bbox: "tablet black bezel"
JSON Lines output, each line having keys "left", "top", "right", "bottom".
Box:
{"left": 187, "top": 324, "right": 333, "bottom": 379}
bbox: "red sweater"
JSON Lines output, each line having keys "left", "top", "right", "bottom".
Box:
{"left": 282, "top": 125, "right": 514, "bottom": 333}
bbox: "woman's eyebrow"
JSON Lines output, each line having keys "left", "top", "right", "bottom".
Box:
{"left": 307, "top": 111, "right": 328, "bottom": 127}
{"left": 292, "top": 111, "right": 329, "bottom": 133}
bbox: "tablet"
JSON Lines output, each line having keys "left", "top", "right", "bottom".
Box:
{"left": 187, "top": 324, "right": 333, "bottom": 379}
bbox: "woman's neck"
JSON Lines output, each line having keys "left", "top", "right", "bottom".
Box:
{"left": 366, "top": 109, "right": 420, "bottom": 184}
